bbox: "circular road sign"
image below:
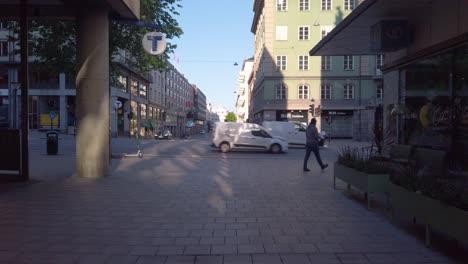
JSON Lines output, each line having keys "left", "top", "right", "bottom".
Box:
{"left": 49, "top": 111, "right": 56, "bottom": 120}
{"left": 142, "top": 32, "right": 167, "bottom": 56}
{"left": 186, "top": 120, "right": 194, "bottom": 128}
{"left": 114, "top": 100, "right": 122, "bottom": 109}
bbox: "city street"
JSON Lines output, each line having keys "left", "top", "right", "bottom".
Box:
{"left": 0, "top": 132, "right": 464, "bottom": 264}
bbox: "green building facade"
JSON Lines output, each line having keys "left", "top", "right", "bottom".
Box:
{"left": 250, "top": 0, "right": 383, "bottom": 139}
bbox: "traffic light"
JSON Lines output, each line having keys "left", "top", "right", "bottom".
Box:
{"left": 308, "top": 104, "right": 315, "bottom": 115}
{"left": 47, "top": 99, "right": 55, "bottom": 109}
{"left": 324, "top": 115, "right": 330, "bottom": 122}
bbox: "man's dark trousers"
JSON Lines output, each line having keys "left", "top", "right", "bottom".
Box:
{"left": 303, "top": 144, "right": 325, "bottom": 169}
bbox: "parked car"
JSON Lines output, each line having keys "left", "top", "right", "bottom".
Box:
{"left": 155, "top": 130, "right": 173, "bottom": 140}
{"left": 262, "top": 121, "right": 325, "bottom": 147}
{"left": 212, "top": 122, "right": 288, "bottom": 154}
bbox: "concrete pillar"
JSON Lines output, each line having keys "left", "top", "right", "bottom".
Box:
{"left": 76, "top": 8, "right": 110, "bottom": 177}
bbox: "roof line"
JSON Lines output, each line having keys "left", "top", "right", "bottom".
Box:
{"left": 309, "top": 0, "right": 377, "bottom": 56}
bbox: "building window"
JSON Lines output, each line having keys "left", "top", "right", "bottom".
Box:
{"left": 321, "top": 56, "right": 332, "bottom": 70}
{"left": 298, "top": 55, "right": 309, "bottom": 70}
{"left": 276, "top": 26, "right": 288, "bottom": 40}
{"left": 321, "top": 25, "right": 333, "bottom": 39}
{"left": 131, "top": 80, "right": 138, "bottom": 97}
{"left": 276, "top": 84, "right": 287, "bottom": 99}
{"left": 0, "top": 22, "right": 9, "bottom": 30}
{"left": 344, "top": 55, "right": 354, "bottom": 70}
{"left": 321, "top": 85, "right": 332, "bottom": 99}
{"left": 149, "top": 106, "right": 154, "bottom": 120}
{"left": 277, "top": 0, "right": 287, "bottom": 11}
{"left": 276, "top": 55, "right": 287, "bottom": 71}
{"left": 321, "top": 0, "right": 332, "bottom": 10}
{"left": 0, "top": 41, "right": 8, "bottom": 57}
{"left": 298, "top": 85, "right": 309, "bottom": 99}
{"left": 139, "top": 83, "right": 147, "bottom": 98}
{"left": 299, "top": 0, "right": 310, "bottom": 11}
{"left": 344, "top": 84, "right": 354, "bottom": 99}
{"left": 376, "top": 54, "right": 384, "bottom": 69}
{"left": 344, "top": 0, "right": 354, "bottom": 10}
{"left": 118, "top": 75, "right": 128, "bottom": 93}
{"left": 298, "top": 26, "right": 310, "bottom": 40}
{"left": 140, "top": 104, "right": 147, "bottom": 119}
{"left": 376, "top": 85, "right": 383, "bottom": 99}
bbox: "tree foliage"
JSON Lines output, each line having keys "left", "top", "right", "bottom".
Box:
{"left": 11, "top": 0, "right": 183, "bottom": 82}
{"left": 225, "top": 112, "right": 237, "bottom": 122}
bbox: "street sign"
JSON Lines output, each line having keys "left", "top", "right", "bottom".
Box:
{"left": 49, "top": 111, "right": 56, "bottom": 120}
{"left": 186, "top": 120, "right": 194, "bottom": 128}
{"left": 142, "top": 32, "right": 167, "bottom": 55}
{"left": 114, "top": 100, "right": 122, "bottom": 109}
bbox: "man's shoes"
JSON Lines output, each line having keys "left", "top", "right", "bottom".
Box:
{"left": 321, "top": 164, "right": 329, "bottom": 170}
{"left": 303, "top": 168, "right": 311, "bottom": 172}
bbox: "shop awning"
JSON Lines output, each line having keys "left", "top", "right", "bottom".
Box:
{"left": 309, "top": 0, "right": 435, "bottom": 56}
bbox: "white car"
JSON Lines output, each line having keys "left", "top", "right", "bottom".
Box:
{"left": 212, "top": 122, "right": 288, "bottom": 154}
{"left": 262, "top": 121, "right": 325, "bottom": 147}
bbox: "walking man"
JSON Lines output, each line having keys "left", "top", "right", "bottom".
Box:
{"left": 303, "top": 118, "right": 328, "bottom": 171}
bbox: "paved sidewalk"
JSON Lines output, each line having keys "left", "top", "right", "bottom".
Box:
{"left": 0, "top": 133, "right": 465, "bottom": 264}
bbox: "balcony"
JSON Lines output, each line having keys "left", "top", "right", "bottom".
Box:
{"left": 237, "top": 99, "right": 245, "bottom": 107}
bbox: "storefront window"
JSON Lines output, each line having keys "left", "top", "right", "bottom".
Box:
{"left": 402, "top": 44, "right": 468, "bottom": 168}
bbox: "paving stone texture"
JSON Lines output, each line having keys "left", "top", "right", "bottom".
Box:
{"left": 0, "top": 133, "right": 465, "bottom": 263}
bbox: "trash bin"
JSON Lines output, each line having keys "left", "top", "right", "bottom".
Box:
{"left": 46, "top": 131, "right": 58, "bottom": 155}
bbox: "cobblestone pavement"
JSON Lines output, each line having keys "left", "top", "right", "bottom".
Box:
{"left": 0, "top": 132, "right": 464, "bottom": 263}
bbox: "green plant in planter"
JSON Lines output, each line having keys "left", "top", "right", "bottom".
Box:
{"left": 337, "top": 145, "right": 392, "bottom": 174}
{"left": 390, "top": 162, "right": 468, "bottom": 211}
{"left": 368, "top": 124, "right": 394, "bottom": 158}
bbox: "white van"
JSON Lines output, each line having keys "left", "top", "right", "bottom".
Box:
{"left": 212, "top": 122, "right": 288, "bottom": 153}
{"left": 262, "top": 121, "right": 325, "bottom": 147}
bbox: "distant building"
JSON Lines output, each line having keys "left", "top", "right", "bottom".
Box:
{"left": 209, "top": 105, "right": 229, "bottom": 123}
{"left": 192, "top": 84, "right": 207, "bottom": 133}
{"left": 236, "top": 58, "right": 254, "bottom": 123}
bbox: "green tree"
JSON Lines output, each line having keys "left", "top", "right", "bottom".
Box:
{"left": 10, "top": 0, "right": 183, "bottom": 83}
{"left": 224, "top": 112, "right": 237, "bottom": 122}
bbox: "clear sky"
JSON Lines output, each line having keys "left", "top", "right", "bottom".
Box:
{"left": 170, "top": 1, "right": 254, "bottom": 112}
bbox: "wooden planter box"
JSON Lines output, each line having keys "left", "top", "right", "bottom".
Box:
{"left": 333, "top": 162, "right": 390, "bottom": 209}
{"left": 390, "top": 183, "right": 468, "bottom": 247}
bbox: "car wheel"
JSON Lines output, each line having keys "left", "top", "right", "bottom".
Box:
{"left": 220, "top": 142, "right": 230, "bottom": 153}
{"left": 271, "top": 144, "right": 281, "bottom": 154}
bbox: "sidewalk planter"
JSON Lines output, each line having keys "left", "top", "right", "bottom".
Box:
{"left": 390, "top": 183, "right": 468, "bottom": 247}
{"left": 333, "top": 162, "right": 390, "bottom": 209}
